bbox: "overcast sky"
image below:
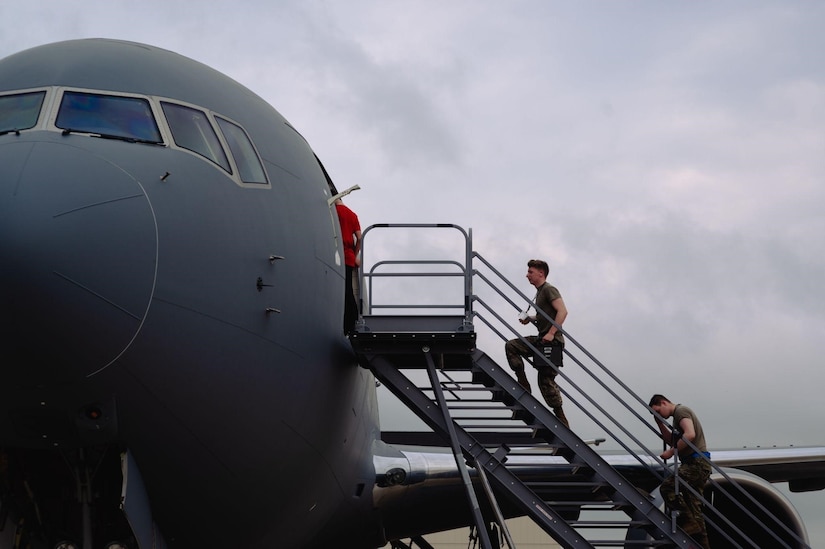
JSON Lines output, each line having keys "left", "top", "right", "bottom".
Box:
{"left": 2, "top": 0, "right": 824, "bottom": 544}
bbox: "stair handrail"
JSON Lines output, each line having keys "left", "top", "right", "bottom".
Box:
{"left": 358, "top": 224, "right": 473, "bottom": 322}
{"left": 470, "top": 250, "right": 807, "bottom": 548}
{"left": 357, "top": 223, "right": 808, "bottom": 548}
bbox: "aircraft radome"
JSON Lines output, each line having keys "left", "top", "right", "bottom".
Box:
{"left": 1, "top": 39, "right": 823, "bottom": 549}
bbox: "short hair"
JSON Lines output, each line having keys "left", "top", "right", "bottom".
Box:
{"left": 527, "top": 259, "right": 549, "bottom": 277}
{"left": 649, "top": 394, "right": 670, "bottom": 407}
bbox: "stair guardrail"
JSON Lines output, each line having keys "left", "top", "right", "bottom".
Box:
{"left": 469, "top": 250, "right": 806, "bottom": 549}
{"left": 356, "top": 223, "right": 809, "bottom": 549}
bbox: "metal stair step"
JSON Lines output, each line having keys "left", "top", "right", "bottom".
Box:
{"left": 359, "top": 345, "right": 699, "bottom": 549}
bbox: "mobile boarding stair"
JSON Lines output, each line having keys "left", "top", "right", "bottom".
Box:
{"left": 350, "top": 224, "right": 807, "bottom": 549}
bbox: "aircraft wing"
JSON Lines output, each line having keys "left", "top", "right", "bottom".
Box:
{"left": 703, "top": 446, "right": 825, "bottom": 491}
{"left": 381, "top": 430, "right": 825, "bottom": 488}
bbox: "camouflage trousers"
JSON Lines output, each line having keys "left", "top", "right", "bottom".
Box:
{"left": 660, "top": 457, "right": 711, "bottom": 546}
{"left": 504, "top": 335, "right": 563, "bottom": 409}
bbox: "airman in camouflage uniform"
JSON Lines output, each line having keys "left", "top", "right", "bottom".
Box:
{"left": 650, "top": 394, "right": 712, "bottom": 549}
{"left": 505, "top": 259, "right": 569, "bottom": 427}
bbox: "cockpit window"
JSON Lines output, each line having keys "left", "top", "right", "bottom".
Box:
{"left": 56, "top": 91, "right": 162, "bottom": 143}
{"left": 215, "top": 117, "right": 268, "bottom": 184}
{"left": 161, "top": 102, "right": 231, "bottom": 172}
{"left": 0, "top": 90, "right": 46, "bottom": 133}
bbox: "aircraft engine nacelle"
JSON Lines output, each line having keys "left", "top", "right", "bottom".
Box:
{"left": 627, "top": 468, "right": 809, "bottom": 548}
{"left": 704, "top": 468, "right": 809, "bottom": 548}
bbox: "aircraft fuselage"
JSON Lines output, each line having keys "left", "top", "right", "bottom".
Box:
{"left": 0, "top": 39, "right": 381, "bottom": 548}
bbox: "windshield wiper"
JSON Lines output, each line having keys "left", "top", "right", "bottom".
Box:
{"left": 60, "top": 127, "right": 163, "bottom": 146}
{"left": 93, "top": 132, "right": 164, "bottom": 146}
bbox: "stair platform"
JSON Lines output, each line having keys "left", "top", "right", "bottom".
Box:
{"left": 351, "top": 315, "right": 476, "bottom": 355}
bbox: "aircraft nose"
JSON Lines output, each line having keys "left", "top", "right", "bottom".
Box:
{"left": 0, "top": 139, "right": 157, "bottom": 387}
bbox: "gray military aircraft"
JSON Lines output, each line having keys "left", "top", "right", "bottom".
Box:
{"left": 1, "top": 39, "right": 823, "bottom": 549}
